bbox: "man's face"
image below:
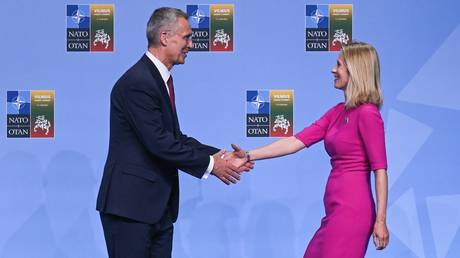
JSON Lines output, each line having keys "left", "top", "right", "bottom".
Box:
{"left": 164, "top": 17, "right": 193, "bottom": 68}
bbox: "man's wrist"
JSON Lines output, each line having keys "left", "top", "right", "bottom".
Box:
{"left": 202, "top": 156, "right": 214, "bottom": 179}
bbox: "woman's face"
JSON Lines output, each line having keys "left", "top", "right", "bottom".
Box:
{"left": 331, "top": 55, "right": 349, "bottom": 90}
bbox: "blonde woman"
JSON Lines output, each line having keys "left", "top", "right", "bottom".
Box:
{"left": 230, "top": 42, "right": 389, "bottom": 257}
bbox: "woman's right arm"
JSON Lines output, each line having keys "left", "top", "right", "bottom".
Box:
{"left": 230, "top": 104, "right": 342, "bottom": 164}
{"left": 237, "top": 136, "right": 306, "bottom": 162}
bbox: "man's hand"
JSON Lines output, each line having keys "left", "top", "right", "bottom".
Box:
{"left": 211, "top": 149, "right": 241, "bottom": 185}
{"left": 223, "top": 144, "right": 255, "bottom": 173}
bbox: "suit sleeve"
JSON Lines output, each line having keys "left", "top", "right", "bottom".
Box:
{"left": 120, "top": 81, "right": 210, "bottom": 178}
{"left": 180, "top": 133, "right": 220, "bottom": 156}
{"left": 358, "top": 105, "right": 388, "bottom": 171}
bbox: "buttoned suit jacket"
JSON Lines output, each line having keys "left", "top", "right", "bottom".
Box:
{"left": 96, "top": 54, "right": 219, "bottom": 224}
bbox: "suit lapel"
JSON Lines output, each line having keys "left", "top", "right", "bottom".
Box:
{"left": 141, "top": 55, "right": 180, "bottom": 133}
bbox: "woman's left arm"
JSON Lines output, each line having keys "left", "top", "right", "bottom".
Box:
{"left": 373, "top": 168, "right": 389, "bottom": 250}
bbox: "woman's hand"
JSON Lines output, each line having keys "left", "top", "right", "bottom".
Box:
{"left": 222, "top": 144, "right": 254, "bottom": 172}
{"left": 230, "top": 144, "right": 247, "bottom": 159}
{"left": 373, "top": 220, "right": 389, "bottom": 250}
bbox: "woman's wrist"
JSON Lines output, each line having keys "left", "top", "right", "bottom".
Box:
{"left": 245, "top": 151, "right": 251, "bottom": 161}
{"left": 375, "top": 218, "right": 387, "bottom": 224}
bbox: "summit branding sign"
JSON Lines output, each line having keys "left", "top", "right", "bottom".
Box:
{"left": 246, "top": 90, "right": 294, "bottom": 137}
{"left": 7, "top": 90, "right": 55, "bottom": 138}
{"left": 305, "top": 4, "right": 352, "bottom": 51}
{"left": 187, "top": 4, "right": 234, "bottom": 52}
{"left": 67, "top": 4, "right": 114, "bottom": 52}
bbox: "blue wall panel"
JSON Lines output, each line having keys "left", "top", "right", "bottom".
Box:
{"left": 1, "top": 0, "right": 459, "bottom": 257}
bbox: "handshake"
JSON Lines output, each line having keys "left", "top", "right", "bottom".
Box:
{"left": 211, "top": 144, "right": 254, "bottom": 185}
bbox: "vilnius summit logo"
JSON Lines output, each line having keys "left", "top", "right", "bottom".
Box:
{"left": 187, "top": 4, "right": 234, "bottom": 52}
{"left": 7, "top": 90, "right": 55, "bottom": 138}
{"left": 305, "top": 4, "right": 352, "bottom": 51}
{"left": 66, "top": 4, "right": 114, "bottom": 52}
{"left": 246, "top": 90, "right": 294, "bottom": 137}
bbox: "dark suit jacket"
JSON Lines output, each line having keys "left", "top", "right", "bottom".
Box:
{"left": 96, "top": 54, "right": 219, "bottom": 224}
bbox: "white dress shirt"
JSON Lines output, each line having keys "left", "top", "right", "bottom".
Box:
{"left": 145, "top": 51, "right": 214, "bottom": 179}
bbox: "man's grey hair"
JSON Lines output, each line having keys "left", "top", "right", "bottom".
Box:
{"left": 147, "top": 7, "right": 188, "bottom": 48}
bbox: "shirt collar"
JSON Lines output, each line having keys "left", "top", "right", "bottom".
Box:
{"left": 145, "top": 51, "right": 171, "bottom": 85}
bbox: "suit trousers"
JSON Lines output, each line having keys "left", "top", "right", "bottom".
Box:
{"left": 100, "top": 211, "right": 173, "bottom": 258}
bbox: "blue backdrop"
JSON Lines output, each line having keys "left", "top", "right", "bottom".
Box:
{"left": 1, "top": 0, "right": 459, "bottom": 257}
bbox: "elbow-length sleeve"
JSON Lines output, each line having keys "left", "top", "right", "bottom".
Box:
{"left": 358, "top": 104, "right": 388, "bottom": 171}
{"left": 295, "top": 103, "right": 342, "bottom": 147}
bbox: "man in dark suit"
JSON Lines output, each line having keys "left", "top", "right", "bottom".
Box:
{"left": 96, "top": 7, "right": 252, "bottom": 258}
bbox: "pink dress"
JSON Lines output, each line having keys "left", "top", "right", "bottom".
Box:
{"left": 295, "top": 103, "right": 387, "bottom": 258}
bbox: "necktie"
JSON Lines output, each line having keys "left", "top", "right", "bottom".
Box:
{"left": 167, "top": 75, "right": 175, "bottom": 111}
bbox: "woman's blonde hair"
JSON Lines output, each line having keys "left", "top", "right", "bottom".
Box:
{"left": 342, "top": 42, "right": 383, "bottom": 109}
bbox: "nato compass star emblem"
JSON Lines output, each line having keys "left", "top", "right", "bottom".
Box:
{"left": 191, "top": 9, "right": 206, "bottom": 24}
{"left": 251, "top": 95, "right": 266, "bottom": 110}
{"left": 12, "top": 95, "right": 26, "bottom": 111}
{"left": 72, "top": 9, "right": 86, "bottom": 25}
{"left": 311, "top": 8, "right": 325, "bottom": 25}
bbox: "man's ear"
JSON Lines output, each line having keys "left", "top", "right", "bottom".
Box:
{"left": 159, "top": 31, "right": 169, "bottom": 46}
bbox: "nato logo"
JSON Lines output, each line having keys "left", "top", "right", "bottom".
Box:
{"left": 306, "top": 5, "right": 329, "bottom": 28}
{"left": 305, "top": 4, "right": 329, "bottom": 51}
{"left": 67, "top": 4, "right": 91, "bottom": 51}
{"left": 187, "top": 5, "right": 210, "bottom": 28}
{"left": 7, "top": 91, "right": 31, "bottom": 138}
{"left": 7, "top": 91, "right": 30, "bottom": 115}
{"left": 67, "top": 5, "right": 90, "bottom": 29}
{"left": 187, "top": 5, "right": 210, "bottom": 51}
{"left": 246, "top": 90, "right": 270, "bottom": 137}
{"left": 247, "top": 90, "right": 270, "bottom": 114}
